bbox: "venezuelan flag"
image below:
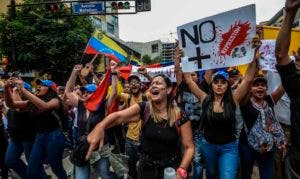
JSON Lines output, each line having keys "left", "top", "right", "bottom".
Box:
{"left": 85, "top": 29, "right": 128, "bottom": 63}
{"left": 84, "top": 68, "right": 111, "bottom": 111}
{"left": 129, "top": 55, "right": 143, "bottom": 66}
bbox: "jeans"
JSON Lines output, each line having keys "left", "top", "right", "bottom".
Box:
{"left": 0, "top": 126, "right": 8, "bottom": 178}
{"left": 75, "top": 157, "right": 118, "bottom": 179}
{"left": 125, "top": 138, "right": 140, "bottom": 179}
{"left": 193, "top": 131, "right": 203, "bottom": 179}
{"left": 75, "top": 144, "right": 118, "bottom": 179}
{"left": 239, "top": 141, "right": 275, "bottom": 179}
{"left": 5, "top": 140, "right": 33, "bottom": 178}
{"left": 200, "top": 138, "right": 239, "bottom": 179}
{"left": 27, "top": 129, "right": 67, "bottom": 179}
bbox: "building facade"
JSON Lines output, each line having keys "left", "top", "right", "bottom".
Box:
{"left": 91, "top": 15, "right": 119, "bottom": 38}
{"left": 126, "top": 39, "right": 175, "bottom": 62}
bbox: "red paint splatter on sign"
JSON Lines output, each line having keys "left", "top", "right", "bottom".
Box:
{"left": 218, "top": 21, "right": 251, "bottom": 57}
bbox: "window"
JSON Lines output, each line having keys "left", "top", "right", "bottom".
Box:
{"left": 111, "top": 15, "right": 118, "bottom": 26}
{"left": 91, "top": 17, "right": 102, "bottom": 29}
{"left": 107, "top": 23, "right": 115, "bottom": 34}
{"left": 152, "top": 44, "right": 158, "bottom": 53}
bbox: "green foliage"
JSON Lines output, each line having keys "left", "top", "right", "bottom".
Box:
{"left": 142, "top": 54, "right": 151, "bottom": 65}
{"left": 0, "top": 0, "right": 93, "bottom": 84}
{"left": 152, "top": 56, "right": 161, "bottom": 63}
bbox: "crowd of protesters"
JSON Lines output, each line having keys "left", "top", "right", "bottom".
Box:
{"left": 0, "top": 1, "right": 300, "bottom": 179}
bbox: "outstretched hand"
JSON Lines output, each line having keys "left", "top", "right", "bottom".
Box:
{"left": 85, "top": 126, "right": 105, "bottom": 160}
{"left": 73, "top": 64, "right": 83, "bottom": 73}
{"left": 285, "top": 0, "right": 300, "bottom": 12}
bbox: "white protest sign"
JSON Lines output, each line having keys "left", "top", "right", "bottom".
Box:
{"left": 131, "top": 65, "right": 176, "bottom": 82}
{"left": 177, "top": 4, "right": 256, "bottom": 72}
{"left": 259, "top": 40, "right": 277, "bottom": 71}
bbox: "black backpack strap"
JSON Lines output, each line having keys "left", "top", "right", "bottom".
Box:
{"left": 142, "top": 94, "right": 148, "bottom": 102}
{"left": 139, "top": 101, "right": 150, "bottom": 124}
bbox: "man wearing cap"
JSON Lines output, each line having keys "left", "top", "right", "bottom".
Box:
{"left": 65, "top": 64, "right": 118, "bottom": 179}
{"left": 275, "top": 0, "right": 300, "bottom": 178}
{"left": 117, "top": 74, "right": 148, "bottom": 179}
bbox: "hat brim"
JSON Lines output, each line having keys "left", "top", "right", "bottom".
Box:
{"left": 128, "top": 75, "right": 141, "bottom": 83}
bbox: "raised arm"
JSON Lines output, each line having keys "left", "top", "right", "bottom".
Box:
{"left": 174, "top": 42, "right": 183, "bottom": 85}
{"left": 183, "top": 73, "right": 207, "bottom": 104}
{"left": 233, "top": 56, "right": 257, "bottom": 104}
{"left": 271, "top": 85, "right": 285, "bottom": 104}
{"left": 86, "top": 103, "right": 141, "bottom": 159}
{"left": 275, "top": 0, "right": 300, "bottom": 65}
{"left": 4, "top": 78, "right": 28, "bottom": 109}
{"left": 106, "top": 61, "right": 118, "bottom": 110}
{"left": 65, "top": 65, "right": 82, "bottom": 107}
{"left": 233, "top": 34, "right": 262, "bottom": 104}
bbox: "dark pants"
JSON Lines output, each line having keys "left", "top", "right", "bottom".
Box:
{"left": 125, "top": 138, "right": 139, "bottom": 179}
{"left": 27, "top": 129, "right": 67, "bottom": 179}
{"left": 5, "top": 140, "right": 33, "bottom": 179}
{"left": 0, "top": 126, "right": 8, "bottom": 179}
{"left": 239, "top": 142, "right": 275, "bottom": 179}
{"left": 137, "top": 156, "right": 179, "bottom": 179}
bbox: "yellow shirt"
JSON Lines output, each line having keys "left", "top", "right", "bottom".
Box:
{"left": 119, "top": 93, "right": 145, "bottom": 142}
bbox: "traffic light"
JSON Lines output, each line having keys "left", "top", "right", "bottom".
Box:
{"left": 111, "top": 1, "right": 130, "bottom": 10}
{"left": 45, "top": 3, "right": 65, "bottom": 14}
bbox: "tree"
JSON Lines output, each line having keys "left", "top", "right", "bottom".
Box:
{"left": 152, "top": 56, "right": 161, "bottom": 63}
{"left": 0, "top": 0, "right": 94, "bottom": 84}
{"left": 142, "top": 54, "right": 151, "bottom": 65}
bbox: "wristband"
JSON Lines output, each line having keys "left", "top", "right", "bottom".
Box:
{"left": 176, "top": 167, "right": 187, "bottom": 179}
{"left": 111, "top": 72, "right": 117, "bottom": 75}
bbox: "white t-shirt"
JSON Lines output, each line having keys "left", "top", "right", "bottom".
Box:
{"left": 266, "top": 71, "right": 291, "bottom": 125}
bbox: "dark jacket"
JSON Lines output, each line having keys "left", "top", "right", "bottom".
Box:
{"left": 277, "top": 61, "right": 300, "bottom": 175}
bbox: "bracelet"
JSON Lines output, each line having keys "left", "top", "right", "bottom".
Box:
{"left": 176, "top": 167, "right": 187, "bottom": 179}
{"left": 111, "top": 72, "right": 117, "bottom": 75}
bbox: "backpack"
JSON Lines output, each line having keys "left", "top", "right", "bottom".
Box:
{"left": 244, "top": 104, "right": 287, "bottom": 152}
{"left": 52, "top": 100, "right": 71, "bottom": 133}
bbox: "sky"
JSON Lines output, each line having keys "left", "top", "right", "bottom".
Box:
{"left": 118, "top": 0, "right": 285, "bottom": 42}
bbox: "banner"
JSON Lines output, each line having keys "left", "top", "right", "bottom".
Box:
{"left": 259, "top": 40, "right": 277, "bottom": 71}
{"left": 131, "top": 65, "right": 176, "bottom": 82}
{"left": 177, "top": 4, "right": 256, "bottom": 72}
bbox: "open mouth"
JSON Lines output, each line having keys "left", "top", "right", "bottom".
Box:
{"left": 152, "top": 91, "right": 159, "bottom": 96}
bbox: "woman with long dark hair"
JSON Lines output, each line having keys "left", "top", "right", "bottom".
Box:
{"left": 4, "top": 79, "right": 36, "bottom": 179}
{"left": 12, "top": 78, "right": 67, "bottom": 179}
{"left": 86, "top": 74, "right": 194, "bottom": 179}
{"left": 183, "top": 57, "right": 257, "bottom": 178}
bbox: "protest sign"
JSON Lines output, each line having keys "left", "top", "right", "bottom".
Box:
{"left": 177, "top": 4, "right": 256, "bottom": 72}
{"left": 259, "top": 40, "right": 277, "bottom": 71}
{"left": 131, "top": 65, "right": 176, "bottom": 82}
